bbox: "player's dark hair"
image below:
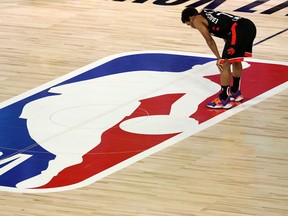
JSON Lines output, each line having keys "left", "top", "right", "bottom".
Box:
{"left": 181, "top": 8, "right": 198, "bottom": 23}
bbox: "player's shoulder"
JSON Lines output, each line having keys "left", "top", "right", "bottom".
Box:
{"left": 194, "top": 14, "right": 209, "bottom": 27}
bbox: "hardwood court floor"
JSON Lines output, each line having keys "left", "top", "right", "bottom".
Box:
{"left": 0, "top": 1, "right": 287, "bottom": 216}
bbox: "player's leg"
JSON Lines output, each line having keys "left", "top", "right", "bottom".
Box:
{"left": 207, "top": 37, "right": 234, "bottom": 109}
{"left": 231, "top": 19, "right": 256, "bottom": 102}
{"left": 230, "top": 62, "right": 244, "bottom": 102}
{"left": 207, "top": 57, "right": 232, "bottom": 109}
{"left": 219, "top": 58, "right": 232, "bottom": 100}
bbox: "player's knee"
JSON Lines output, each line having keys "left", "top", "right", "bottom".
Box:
{"left": 223, "top": 59, "right": 230, "bottom": 68}
{"left": 232, "top": 62, "right": 242, "bottom": 70}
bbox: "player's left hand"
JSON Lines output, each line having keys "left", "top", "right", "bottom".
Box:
{"left": 216, "top": 59, "right": 223, "bottom": 71}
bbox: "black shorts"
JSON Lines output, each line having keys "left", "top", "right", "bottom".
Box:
{"left": 222, "top": 18, "right": 257, "bottom": 63}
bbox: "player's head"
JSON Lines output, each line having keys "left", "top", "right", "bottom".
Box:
{"left": 181, "top": 8, "right": 198, "bottom": 23}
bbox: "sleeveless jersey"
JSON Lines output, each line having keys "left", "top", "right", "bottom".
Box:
{"left": 200, "top": 9, "right": 242, "bottom": 39}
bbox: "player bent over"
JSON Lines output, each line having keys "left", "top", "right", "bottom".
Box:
{"left": 181, "top": 8, "right": 257, "bottom": 108}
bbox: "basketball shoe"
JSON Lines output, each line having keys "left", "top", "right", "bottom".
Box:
{"left": 229, "top": 90, "right": 243, "bottom": 102}
{"left": 207, "top": 97, "right": 232, "bottom": 109}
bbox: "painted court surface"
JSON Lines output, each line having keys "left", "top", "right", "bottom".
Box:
{"left": 0, "top": 1, "right": 287, "bottom": 216}
{"left": 0, "top": 51, "right": 287, "bottom": 193}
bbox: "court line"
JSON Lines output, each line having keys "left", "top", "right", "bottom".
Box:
{"left": 253, "top": 28, "right": 288, "bottom": 46}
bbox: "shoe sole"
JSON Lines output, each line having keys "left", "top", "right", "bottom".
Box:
{"left": 230, "top": 96, "right": 243, "bottom": 102}
{"left": 207, "top": 103, "right": 232, "bottom": 109}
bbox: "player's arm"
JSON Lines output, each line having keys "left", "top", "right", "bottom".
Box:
{"left": 193, "top": 18, "right": 221, "bottom": 60}
{"left": 193, "top": 18, "right": 223, "bottom": 70}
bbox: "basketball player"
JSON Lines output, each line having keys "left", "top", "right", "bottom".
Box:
{"left": 181, "top": 8, "right": 257, "bottom": 108}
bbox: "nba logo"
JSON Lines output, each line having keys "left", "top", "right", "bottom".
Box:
{"left": 0, "top": 51, "right": 287, "bottom": 193}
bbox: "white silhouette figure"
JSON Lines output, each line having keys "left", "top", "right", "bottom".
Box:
{"left": 16, "top": 61, "right": 250, "bottom": 189}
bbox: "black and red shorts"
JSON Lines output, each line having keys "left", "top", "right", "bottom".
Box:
{"left": 221, "top": 18, "right": 257, "bottom": 63}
